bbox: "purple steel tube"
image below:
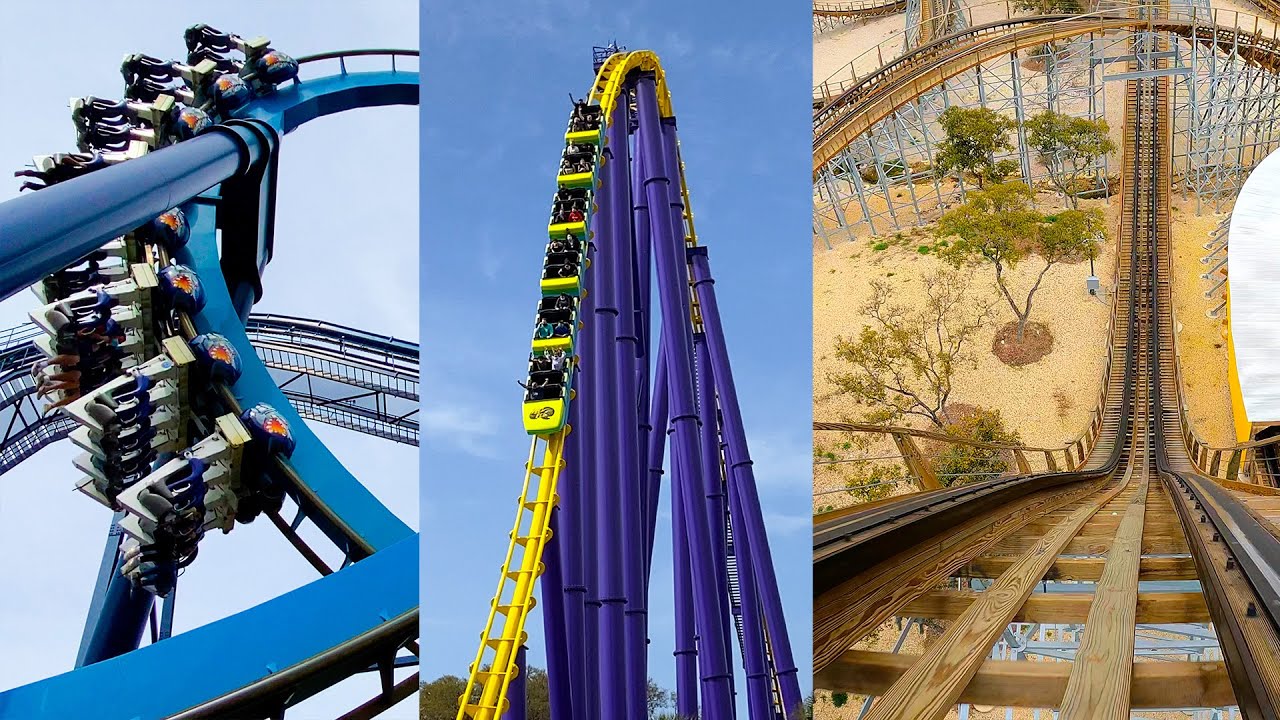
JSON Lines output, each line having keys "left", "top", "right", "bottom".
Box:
{"left": 591, "top": 97, "right": 629, "bottom": 719}
{"left": 694, "top": 333, "right": 736, "bottom": 697}
{"left": 581, "top": 208, "right": 602, "bottom": 716}
{"left": 690, "top": 247, "right": 803, "bottom": 713}
{"left": 671, "top": 463, "right": 700, "bottom": 719}
{"left": 502, "top": 645, "right": 527, "bottom": 720}
{"left": 540, "top": 513, "right": 573, "bottom": 718}
{"left": 635, "top": 75, "right": 734, "bottom": 719}
{"left": 631, "top": 142, "right": 655, "bottom": 593}
{"left": 645, "top": 339, "right": 670, "bottom": 587}
{"left": 727, "top": 484, "right": 773, "bottom": 719}
{"left": 604, "top": 89, "right": 649, "bottom": 720}
{"left": 558, "top": 401, "right": 587, "bottom": 720}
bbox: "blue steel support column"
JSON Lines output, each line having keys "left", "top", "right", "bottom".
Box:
{"left": 690, "top": 247, "right": 803, "bottom": 714}
{"left": 592, "top": 94, "right": 629, "bottom": 720}
{"left": 0, "top": 123, "right": 272, "bottom": 300}
{"left": 634, "top": 74, "right": 734, "bottom": 719}
{"left": 694, "top": 333, "right": 735, "bottom": 698}
{"left": 540, "top": 512, "right": 572, "bottom": 718}
{"left": 557, "top": 404, "right": 586, "bottom": 720}
{"left": 77, "top": 515, "right": 132, "bottom": 666}
{"left": 607, "top": 85, "right": 649, "bottom": 720}
{"left": 79, "top": 553, "right": 154, "bottom": 665}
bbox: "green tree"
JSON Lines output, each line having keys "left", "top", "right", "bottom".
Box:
{"left": 829, "top": 267, "right": 993, "bottom": 428}
{"left": 1024, "top": 110, "right": 1114, "bottom": 208}
{"left": 421, "top": 673, "right": 676, "bottom": 720}
{"left": 934, "top": 407, "right": 1022, "bottom": 486}
{"left": 936, "top": 107, "right": 1018, "bottom": 188}
{"left": 937, "top": 182, "right": 1103, "bottom": 341}
{"left": 1014, "top": 0, "right": 1083, "bottom": 14}
{"left": 647, "top": 678, "right": 675, "bottom": 719}
{"left": 420, "top": 675, "right": 469, "bottom": 720}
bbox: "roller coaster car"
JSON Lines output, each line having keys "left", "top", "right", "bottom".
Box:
{"left": 567, "top": 101, "right": 604, "bottom": 138}
{"left": 522, "top": 368, "right": 570, "bottom": 435}
{"left": 539, "top": 249, "right": 584, "bottom": 296}
{"left": 532, "top": 294, "right": 579, "bottom": 350}
{"left": 14, "top": 150, "right": 119, "bottom": 192}
{"left": 557, "top": 146, "right": 598, "bottom": 190}
{"left": 549, "top": 187, "right": 593, "bottom": 238}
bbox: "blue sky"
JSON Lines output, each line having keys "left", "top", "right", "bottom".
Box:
{"left": 0, "top": 3, "right": 417, "bottom": 718}
{"left": 420, "top": 0, "right": 815, "bottom": 708}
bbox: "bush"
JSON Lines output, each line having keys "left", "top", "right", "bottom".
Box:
{"left": 845, "top": 464, "right": 904, "bottom": 504}
{"left": 872, "top": 242, "right": 889, "bottom": 251}
{"left": 934, "top": 407, "right": 1021, "bottom": 486}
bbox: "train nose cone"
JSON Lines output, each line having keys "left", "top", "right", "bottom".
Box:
{"left": 190, "top": 333, "right": 242, "bottom": 384}
{"left": 158, "top": 264, "right": 206, "bottom": 314}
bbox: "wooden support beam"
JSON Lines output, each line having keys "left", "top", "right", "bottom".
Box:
{"left": 1227, "top": 449, "right": 1242, "bottom": 481}
{"left": 1014, "top": 449, "right": 1032, "bottom": 474}
{"left": 1059, "top": 471, "right": 1149, "bottom": 719}
{"left": 862, "top": 480, "right": 1128, "bottom": 720}
{"left": 958, "top": 555, "right": 1197, "bottom": 581}
{"left": 900, "top": 589, "right": 1207, "bottom": 624}
{"left": 891, "top": 432, "right": 940, "bottom": 490}
{"left": 1045, "top": 450, "right": 1059, "bottom": 472}
{"left": 814, "top": 481, "right": 1101, "bottom": 672}
{"left": 816, "top": 651, "right": 1233, "bottom": 710}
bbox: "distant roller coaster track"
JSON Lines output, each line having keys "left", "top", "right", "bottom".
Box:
{"left": 0, "top": 313, "right": 418, "bottom": 474}
{"left": 812, "top": 8, "right": 1280, "bottom": 176}
{"left": 814, "top": 0, "right": 910, "bottom": 22}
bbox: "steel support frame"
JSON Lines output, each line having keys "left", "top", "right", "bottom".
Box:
{"left": 813, "top": 30, "right": 1106, "bottom": 243}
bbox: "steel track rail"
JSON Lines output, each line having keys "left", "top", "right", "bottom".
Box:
{"left": 0, "top": 314, "right": 419, "bottom": 474}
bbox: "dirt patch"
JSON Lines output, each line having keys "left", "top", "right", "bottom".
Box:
{"left": 1053, "top": 387, "right": 1074, "bottom": 419}
{"left": 992, "top": 321, "right": 1054, "bottom": 366}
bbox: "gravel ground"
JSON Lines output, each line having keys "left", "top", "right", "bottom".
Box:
{"left": 1170, "top": 202, "right": 1237, "bottom": 446}
{"left": 813, "top": 190, "right": 1114, "bottom": 512}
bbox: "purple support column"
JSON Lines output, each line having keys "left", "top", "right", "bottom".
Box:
{"left": 558, "top": 402, "right": 587, "bottom": 720}
{"left": 645, "top": 339, "right": 669, "bottom": 586}
{"left": 501, "top": 645, "right": 527, "bottom": 720}
{"left": 631, "top": 142, "right": 655, "bottom": 594}
{"left": 689, "top": 247, "right": 803, "bottom": 714}
{"left": 694, "top": 333, "right": 736, "bottom": 698}
{"left": 590, "top": 97, "right": 629, "bottom": 720}
{"left": 671, "top": 462, "right": 700, "bottom": 719}
{"left": 540, "top": 513, "right": 572, "bottom": 718}
{"left": 606, "top": 88, "right": 649, "bottom": 720}
{"left": 727, "top": 485, "right": 773, "bottom": 719}
{"left": 634, "top": 74, "right": 734, "bottom": 720}
{"left": 580, "top": 214, "right": 602, "bottom": 717}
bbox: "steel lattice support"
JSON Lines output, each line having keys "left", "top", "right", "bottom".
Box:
{"left": 814, "top": 30, "right": 1107, "bottom": 244}
{"left": 1172, "top": 18, "right": 1280, "bottom": 213}
{"left": 0, "top": 314, "right": 420, "bottom": 476}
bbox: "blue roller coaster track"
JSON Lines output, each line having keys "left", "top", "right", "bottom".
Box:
{"left": 0, "top": 36, "right": 419, "bottom": 719}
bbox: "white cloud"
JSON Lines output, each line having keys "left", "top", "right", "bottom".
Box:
{"left": 421, "top": 402, "right": 503, "bottom": 459}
